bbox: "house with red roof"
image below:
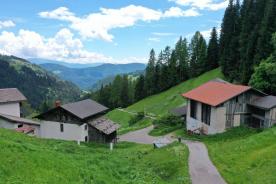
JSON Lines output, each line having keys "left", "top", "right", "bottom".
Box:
{"left": 182, "top": 79, "right": 276, "bottom": 134}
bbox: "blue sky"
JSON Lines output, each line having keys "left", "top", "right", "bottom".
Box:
{"left": 0, "top": 0, "right": 227, "bottom": 64}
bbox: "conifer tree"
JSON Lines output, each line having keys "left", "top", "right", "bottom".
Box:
{"left": 175, "top": 37, "right": 189, "bottom": 82}
{"left": 144, "top": 49, "right": 156, "bottom": 95}
{"left": 207, "top": 27, "right": 219, "bottom": 71}
{"left": 189, "top": 31, "right": 207, "bottom": 77}
{"left": 134, "top": 75, "right": 145, "bottom": 101}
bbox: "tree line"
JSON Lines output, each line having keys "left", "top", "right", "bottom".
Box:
{"left": 91, "top": 28, "right": 219, "bottom": 108}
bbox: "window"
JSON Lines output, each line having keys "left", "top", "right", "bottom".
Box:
{"left": 190, "top": 100, "right": 197, "bottom": 119}
{"left": 60, "top": 123, "right": 64, "bottom": 132}
{"left": 85, "top": 136, "right": 88, "bottom": 142}
{"left": 201, "top": 104, "right": 211, "bottom": 125}
{"left": 84, "top": 124, "right": 88, "bottom": 130}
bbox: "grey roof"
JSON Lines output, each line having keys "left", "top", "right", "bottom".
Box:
{"left": 0, "top": 88, "right": 26, "bottom": 103}
{"left": 249, "top": 96, "right": 276, "bottom": 110}
{"left": 170, "top": 105, "right": 187, "bottom": 116}
{"left": 88, "top": 117, "right": 119, "bottom": 135}
{"left": 0, "top": 113, "right": 40, "bottom": 125}
{"left": 61, "top": 99, "right": 109, "bottom": 120}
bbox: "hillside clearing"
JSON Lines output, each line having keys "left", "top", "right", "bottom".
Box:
{"left": 205, "top": 127, "right": 276, "bottom": 184}
{"left": 0, "top": 129, "right": 190, "bottom": 184}
{"left": 107, "top": 68, "right": 224, "bottom": 134}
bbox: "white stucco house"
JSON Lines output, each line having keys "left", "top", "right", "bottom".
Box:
{"left": 36, "top": 99, "right": 119, "bottom": 143}
{"left": 0, "top": 88, "right": 26, "bottom": 117}
{"left": 0, "top": 88, "right": 40, "bottom": 136}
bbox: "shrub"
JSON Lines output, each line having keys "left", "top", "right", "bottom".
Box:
{"left": 128, "top": 112, "right": 145, "bottom": 126}
{"left": 153, "top": 115, "right": 183, "bottom": 127}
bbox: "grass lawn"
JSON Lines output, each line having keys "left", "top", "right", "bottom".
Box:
{"left": 205, "top": 127, "right": 276, "bottom": 184}
{"left": 176, "top": 126, "right": 276, "bottom": 184}
{"left": 149, "top": 124, "right": 183, "bottom": 136}
{"left": 105, "top": 109, "right": 152, "bottom": 135}
{"left": 0, "top": 128, "right": 190, "bottom": 184}
{"left": 107, "top": 68, "right": 224, "bottom": 134}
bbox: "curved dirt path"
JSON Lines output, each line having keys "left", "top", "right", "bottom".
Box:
{"left": 119, "top": 126, "right": 227, "bottom": 184}
{"left": 183, "top": 140, "right": 227, "bottom": 184}
{"left": 119, "top": 125, "right": 174, "bottom": 144}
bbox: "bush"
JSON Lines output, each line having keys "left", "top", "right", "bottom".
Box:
{"left": 128, "top": 112, "right": 145, "bottom": 126}
{"left": 153, "top": 115, "right": 183, "bottom": 127}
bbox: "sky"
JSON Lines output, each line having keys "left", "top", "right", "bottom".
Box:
{"left": 0, "top": 0, "right": 228, "bottom": 64}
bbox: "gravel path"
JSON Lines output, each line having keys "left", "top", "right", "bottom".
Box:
{"left": 183, "top": 140, "right": 227, "bottom": 184}
{"left": 119, "top": 125, "right": 174, "bottom": 144}
{"left": 119, "top": 126, "right": 227, "bottom": 184}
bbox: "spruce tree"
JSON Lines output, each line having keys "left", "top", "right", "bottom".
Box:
{"left": 207, "top": 27, "right": 219, "bottom": 71}
{"left": 219, "top": 0, "right": 241, "bottom": 82}
{"left": 189, "top": 31, "right": 207, "bottom": 77}
{"left": 144, "top": 49, "right": 156, "bottom": 96}
{"left": 134, "top": 75, "right": 145, "bottom": 101}
{"left": 175, "top": 37, "right": 189, "bottom": 82}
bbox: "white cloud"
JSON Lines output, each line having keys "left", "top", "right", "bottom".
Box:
{"left": 169, "top": 0, "right": 228, "bottom": 11}
{"left": 0, "top": 20, "right": 15, "bottom": 29}
{"left": 0, "top": 29, "right": 112, "bottom": 64}
{"left": 152, "top": 32, "right": 175, "bottom": 36}
{"left": 39, "top": 5, "right": 200, "bottom": 42}
{"left": 164, "top": 7, "right": 200, "bottom": 17}
{"left": 148, "top": 37, "right": 161, "bottom": 42}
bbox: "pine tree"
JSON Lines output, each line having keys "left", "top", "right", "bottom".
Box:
{"left": 168, "top": 50, "right": 178, "bottom": 87}
{"left": 134, "top": 75, "right": 145, "bottom": 101}
{"left": 219, "top": 0, "right": 241, "bottom": 82}
{"left": 207, "top": 27, "right": 219, "bottom": 71}
{"left": 120, "top": 75, "right": 130, "bottom": 107}
{"left": 144, "top": 49, "right": 156, "bottom": 96}
{"left": 160, "top": 46, "right": 171, "bottom": 90}
{"left": 175, "top": 37, "right": 189, "bottom": 82}
{"left": 189, "top": 31, "right": 207, "bottom": 77}
{"left": 255, "top": 0, "right": 276, "bottom": 65}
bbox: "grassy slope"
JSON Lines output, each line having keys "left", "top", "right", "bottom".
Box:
{"left": 205, "top": 127, "right": 276, "bottom": 184}
{"left": 0, "top": 129, "right": 190, "bottom": 184}
{"left": 107, "top": 68, "right": 224, "bottom": 134}
{"left": 106, "top": 109, "right": 152, "bottom": 135}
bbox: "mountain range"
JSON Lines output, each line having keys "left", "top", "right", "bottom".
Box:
{"left": 39, "top": 62, "right": 146, "bottom": 89}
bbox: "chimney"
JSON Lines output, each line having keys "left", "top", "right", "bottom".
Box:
{"left": 55, "top": 100, "right": 61, "bottom": 107}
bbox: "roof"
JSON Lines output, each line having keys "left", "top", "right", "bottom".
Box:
{"left": 0, "top": 88, "right": 26, "bottom": 104}
{"left": 170, "top": 105, "right": 187, "bottom": 116}
{"left": 16, "top": 125, "right": 35, "bottom": 134}
{"left": 88, "top": 117, "right": 119, "bottom": 135}
{"left": 182, "top": 81, "right": 251, "bottom": 106}
{"left": 249, "top": 96, "right": 276, "bottom": 110}
{"left": 0, "top": 113, "right": 40, "bottom": 125}
{"left": 57, "top": 99, "right": 108, "bottom": 120}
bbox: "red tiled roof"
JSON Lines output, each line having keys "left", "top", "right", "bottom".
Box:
{"left": 182, "top": 81, "right": 251, "bottom": 106}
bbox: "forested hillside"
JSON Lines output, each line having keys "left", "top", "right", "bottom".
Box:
{"left": 0, "top": 55, "right": 81, "bottom": 110}
{"left": 220, "top": 0, "right": 276, "bottom": 86}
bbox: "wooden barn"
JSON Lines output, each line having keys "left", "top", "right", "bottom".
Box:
{"left": 36, "top": 99, "right": 119, "bottom": 143}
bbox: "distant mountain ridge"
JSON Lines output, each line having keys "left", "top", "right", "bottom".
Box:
{"left": 40, "top": 62, "right": 146, "bottom": 89}
{"left": 0, "top": 55, "right": 81, "bottom": 108}
{"left": 29, "top": 58, "right": 103, "bottom": 68}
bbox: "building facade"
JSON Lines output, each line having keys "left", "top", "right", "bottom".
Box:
{"left": 36, "top": 99, "right": 119, "bottom": 143}
{"left": 183, "top": 79, "right": 275, "bottom": 135}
